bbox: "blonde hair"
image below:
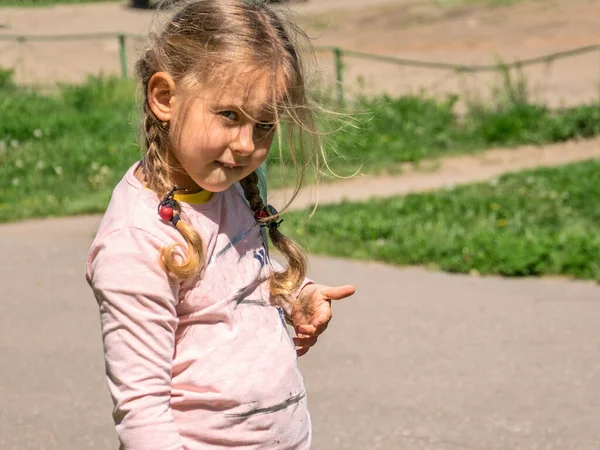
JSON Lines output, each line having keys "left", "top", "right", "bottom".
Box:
{"left": 135, "top": 0, "right": 320, "bottom": 300}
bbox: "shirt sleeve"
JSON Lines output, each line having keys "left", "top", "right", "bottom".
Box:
{"left": 87, "top": 229, "right": 184, "bottom": 450}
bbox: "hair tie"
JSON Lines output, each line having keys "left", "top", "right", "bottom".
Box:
{"left": 255, "top": 204, "right": 283, "bottom": 231}
{"left": 158, "top": 186, "right": 185, "bottom": 226}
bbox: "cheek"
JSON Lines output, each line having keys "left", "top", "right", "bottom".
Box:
{"left": 252, "top": 141, "right": 272, "bottom": 164}
{"left": 178, "top": 130, "right": 227, "bottom": 163}
{"left": 256, "top": 133, "right": 275, "bottom": 154}
{"left": 177, "top": 113, "right": 224, "bottom": 151}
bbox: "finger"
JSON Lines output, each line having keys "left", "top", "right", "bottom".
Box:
{"left": 313, "top": 319, "right": 329, "bottom": 335}
{"left": 293, "top": 335, "right": 318, "bottom": 348}
{"left": 296, "top": 324, "right": 317, "bottom": 336}
{"left": 297, "top": 322, "right": 328, "bottom": 338}
{"left": 321, "top": 285, "right": 356, "bottom": 301}
{"left": 296, "top": 347, "right": 310, "bottom": 357}
{"left": 296, "top": 314, "right": 328, "bottom": 335}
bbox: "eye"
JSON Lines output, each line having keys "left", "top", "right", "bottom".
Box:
{"left": 218, "top": 110, "right": 238, "bottom": 121}
{"left": 255, "top": 121, "right": 276, "bottom": 132}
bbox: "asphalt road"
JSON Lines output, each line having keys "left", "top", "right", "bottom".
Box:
{"left": 1, "top": 215, "right": 599, "bottom": 450}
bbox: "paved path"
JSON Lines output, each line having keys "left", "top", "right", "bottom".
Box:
{"left": 271, "top": 136, "right": 600, "bottom": 210}
{"left": 1, "top": 161, "right": 600, "bottom": 449}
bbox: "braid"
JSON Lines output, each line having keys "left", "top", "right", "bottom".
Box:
{"left": 137, "top": 56, "right": 205, "bottom": 281}
{"left": 141, "top": 101, "right": 171, "bottom": 196}
{"left": 240, "top": 171, "right": 263, "bottom": 211}
{"left": 240, "top": 172, "right": 307, "bottom": 302}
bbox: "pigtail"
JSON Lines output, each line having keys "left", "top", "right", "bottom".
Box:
{"left": 240, "top": 172, "right": 307, "bottom": 302}
{"left": 137, "top": 55, "right": 205, "bottom": 281}
{"left": 161, "top": 214, "right": 204, "bottom": 281}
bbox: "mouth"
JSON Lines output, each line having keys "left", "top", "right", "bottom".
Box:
{"left": 217, "top": 161, "right": 245, "bottom": 169}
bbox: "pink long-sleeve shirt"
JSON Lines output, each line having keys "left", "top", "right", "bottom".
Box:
{"left": 86, "top": 163, "right": 311, "bottom": 449}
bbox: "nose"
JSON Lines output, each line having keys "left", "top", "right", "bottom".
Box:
{"left": 230, "top": 123, "right": 255, "bottom": 156}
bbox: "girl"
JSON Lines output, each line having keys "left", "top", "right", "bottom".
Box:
{"left": 85, "top": 1, "right": 355, "bottom": 449}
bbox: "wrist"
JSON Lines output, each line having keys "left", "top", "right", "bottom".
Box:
{"left": 296, "top": 280, "right": 316, "bottom": 305}
{"left": 282, "top": 279, "right": 314, "bottom": 320}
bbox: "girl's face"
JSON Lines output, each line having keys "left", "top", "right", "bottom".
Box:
{"left": 168, "top": 74, "right": 279, "bottom": 193}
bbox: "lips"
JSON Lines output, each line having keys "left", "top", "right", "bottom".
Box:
{"left": 218, "top": 161, "right": 244, "bottom": 169}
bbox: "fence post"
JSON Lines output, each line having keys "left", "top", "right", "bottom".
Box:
{"left": 333, "top": 47, "right": 344, "bottom": 105}
{"left": 118, "top": 34, "right": 127, "bottom": 78}
{"left": 16, "top": 36, "right": 26, "bottom": 82}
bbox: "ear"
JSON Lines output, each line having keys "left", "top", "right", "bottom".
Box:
{"left": 147, "top": 72, "right": 176, "bottom": 122}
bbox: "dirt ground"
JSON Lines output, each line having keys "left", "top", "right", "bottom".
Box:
{"left": 1, "top": 0, "right": 600, "bottom": 107}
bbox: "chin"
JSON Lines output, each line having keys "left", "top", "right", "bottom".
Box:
{"left": 194, "top": 167, "right": 255, "bottom": 193}
{"left": 200, "top": 178, "right": 242, "bottom": 193}
{"left": 204, "top": 184, "right": 231, "bottom": 193}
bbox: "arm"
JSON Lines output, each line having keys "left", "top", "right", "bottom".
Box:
{"left": 88, "top": 229, "right": 184, "bottom": 450}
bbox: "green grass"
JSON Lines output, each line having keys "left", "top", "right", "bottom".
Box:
{"left": 300, "top": 91, "right": 600, "bottom": 185}
{"left": 3, "top": 72, "right": 600, "bottom": 222}
{"left": 0, "top": 75, "right": 139, "bottom": 221}
{"left": 285, "top": 160, "right": 600, "bottom": 282}
{"left": 0, "top": 0, "right": 120, "bottom": 6}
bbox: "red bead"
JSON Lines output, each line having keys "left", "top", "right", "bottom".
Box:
{"left": 255, "top": 209, "right": 268, "bottom": 220}
{"left": 159, "top": 205, "right": 174, "bottom": 221}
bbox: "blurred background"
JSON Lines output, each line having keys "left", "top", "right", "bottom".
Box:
{"left": 1, "top": 1, "right": 600, "bottom": 449}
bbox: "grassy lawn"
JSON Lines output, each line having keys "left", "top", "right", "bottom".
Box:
{"left": 0, "top": 76, "right": 137, "bottom": 221}
{"left": 2, "top": 73, "right": 600, "bottom": 222}
{"left": 285, "top": 160, "right": 600, "bottom": 282}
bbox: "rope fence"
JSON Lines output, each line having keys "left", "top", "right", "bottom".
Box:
{"left": 0, "top": 33, "right": 145, "bottom": 78}
{"left": 1, "top": 32, "right": 599, "bottom": 103}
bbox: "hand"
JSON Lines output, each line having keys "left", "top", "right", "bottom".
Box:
{"left": 291, "top": 283, "right": 355, "bottom": 357}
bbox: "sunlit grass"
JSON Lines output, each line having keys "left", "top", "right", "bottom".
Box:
{"left": 285, "top": 160, "right": 600, "bottom": 281}
{"left": 2, "top": 71, "right": 600, "bottom": 222}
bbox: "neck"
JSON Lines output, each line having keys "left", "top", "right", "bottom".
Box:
{"left": 166, "top": 159, "right": 204, "bottom": 194}
{"left": 180, "top": 185, "right": 204, "bottom": 194}
{"left": 137, "top": 159, "right": 204, "bottom": 194}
